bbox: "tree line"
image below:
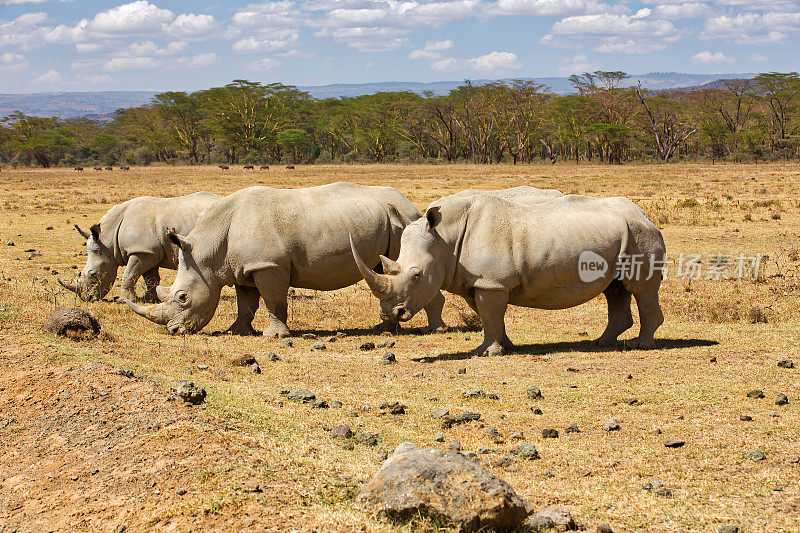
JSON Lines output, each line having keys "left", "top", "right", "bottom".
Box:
{"left": 1, "top": 71, "right": 799, "bottom": 167}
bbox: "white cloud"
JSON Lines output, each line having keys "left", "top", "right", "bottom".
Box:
{"left": 75, "top": 43, "right": 103, "bottom": 53}
{"left": 594, "top": 38, "right": 667, "bottom": 54}
{"left": 232, "top": 1, "right": 300, "bottom": 28}
{"left": 690, "top": 50, "right": 734, "bottom": 64}
{"left": 178, "top": 52, "right": 217, "bottom": 68}
{"left": 409, "top": 39, "right": 454, "bottom": 60}
{"left": 749, "top": 53, "right": 769, "bottom": 62}
{"left": 1, "top": 51, "right": 28, "bottom": 72}
{"left": 0, "top": 0, "right": 48, "bottom": 4}
{"left": 119, "top": 40, "right": 186, "bottom": 57}
{"left": 89, "top": 1, "right": 173, "bottom": 34}
{"left": 491, "top": 0, "right": 609, "bottom": 17}
{"left": 103, "top": 55, "right": 159, "bottom": 71}
{"left": 13, "top": 12, "right": 47, "bottom": 26}
{"left": 653, "top": 2, "right": 709, "bottom": 19}
{"left": 550, "top": 13, "right": 679, "bottom": 38}
{"left": 702, "top": 11, "right": 800, "bottom": 43}
{"left": 432, "top": 50, "right": 522, "bottom": 72}
{"left": 34, "top": 69, "right": 64, "bottom": 83}
{"left": 232, "top": 29, "right": 299, "bottom": 52}
{"left": 556, "top": 53, "right": 599, "bottom": 74}
{"left": 165, "top": 13, "right": 215, "bottom": 38}
{"left": 71, "top": 58, "right": 100, "bottom": 71}
{"left": 250, "top": 57, "right": 280, "bottom": 70}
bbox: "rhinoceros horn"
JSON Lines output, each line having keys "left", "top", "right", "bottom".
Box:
{"left": 349, "top": 233, "right": 393, "bottom": 300}
{"left": 57, "top": 276, "right": 79, "bottom": 294}
{"left": 125, "top": 299, "right": 170, "bottom": 325}
{"left": 155, "top": 285, "right": 170, "bottom": 303}
{"left": 74, "top": 224, "right": 90, "bottom": 239}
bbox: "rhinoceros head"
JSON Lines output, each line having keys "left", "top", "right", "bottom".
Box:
{"left": 351, "top": 207, "right": 447, "bottom": 322}
{"left": 126, "top": 230, "right": 220, "bottom": 334}
{"left": 58, "top": 224, "right": 118, "bottom": 301}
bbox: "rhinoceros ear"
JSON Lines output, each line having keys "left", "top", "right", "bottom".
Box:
{"left": 387, "top": 205, "right": 413, "bottom": 229}
{"left": 89, "top": 224, "right": 100, "bottom": 241}
{"left": 74, "top": 224, "right": 91, "bottom": 239}
{"left": 167, "top": 229, "right": 192, "bottom": 252}
{"left": 425, "top": 206, "right": 441, "bottom": 230}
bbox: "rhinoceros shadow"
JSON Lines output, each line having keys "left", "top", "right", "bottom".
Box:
{"left": 410, "top": 338, "right": 720, "bottom": 363}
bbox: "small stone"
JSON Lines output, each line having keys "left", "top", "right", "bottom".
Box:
{"left": 626, "top": 374, "right": 633, "bottom": 380}
{"left": 598, "top": 525, "right": 613, "bottom": 533}
{"left": 542, "top": 428, "right": 559, "bottom": 438}
{"left": 376, "top": 339, "right": 395, "bottom": 348}
{"left": 777, "top": 359, "right": 794, "bottom": 369}
{"left": 286, "top": 389, "right": 315, "bottom": 403}
{"left": 353, "top": 431, "right": 378, "bottom": 446}
{"left": 492, "top": 455, "right": 517, "bottom": 468}
{"left": 312, "top": 341, "right": 326, "bottom": 350}
{"left": 789, "top": 456, "right": 800, "bottom": 464}
{"left": 525, "top": 515, "right": 555, "bottom": 531}
{"left": 117, "top": 526, "right": 127, "bottom": 533}
{"left": 457, "top": 367, "right": 466, "bottom": 374}
{"left": 441, "top": 411, "right": 481, "bottom": 428}
{"left": 718, "top": 525, "right": 739, "bottom": 533}
{"left": 341, "top": 440, "right": 355, "bottom": 450}
{"left": 771, "top": 411, "right": 780, "bottom": 417}
{"left": 526, "top": 386, "right": 543, "bottom": 399}
{"left": 463, "top": 389, "right": 485, "bottom": 398}
{"left": 740, "top": 415, "right": 753, "bottom": 421}
{"left": 118, "top": 368, "right": 134, "bottom": 378}
{"left": 330, "top": 425, "right": 353, "bottom": 439}
{"left": 434, "top": 433, "right": 444, "bottom": 442}
{"left": 312, "top": 399, "right": 329, "bottom": 409}
{"left": 359, "top": 341, "right": 376, "bottom": 351}
{"left": 448, "top": 440, "right": 462, "bottom": 451}
{"left": 477, "top": 447, "right": 490, "bottom": 454}
{"left": 5, "top": 241, "right": 13, "bottom": 246}
{"left": 543, "top": 470, "right": 555, "bottom": 478}
{"left": 710, "top": 356, "right": 717, "bottom": 363}
{"left": 566, "top": 424, "right": 580, "bottom": 433}
{"left": 412, "top": 372, "right": 423, "bottom": 378}
{"left": 487, "top": 427, "right": 501, "bottom": 437}
{"left": 625, "top": 398, "right": 639, "bottom": 405}
{"left": 268, "top": 352, "right": 280, "bottom": 362}
{"left": 330, "top": 400, "right": 342, "bottom": 408}
{"left": 250, "top": 362, "right": 261, "bottom": 374}
{"left": 461, "top": 451, "right": 478, "bottom": 459}
{"left": 533, "top": 506, "right": 576, "bottom": 530}
{"left": 176, "top": 488, "right": 187, "bottom": 496}
{"left": 664, "top": 439, "right": 685, "bottom": 448}
{"left": 175, "top": 381, "right": 206, "bottom": 405}
{"left": 388, "top": 402, "right": 405, "bottom": 415}
{"left": 775, "top": 393, "right": 789, "bottom": 406}
{"left": 655, "top": 487, "right": 673, "bottom": 498}
{"left": 747, "top": 389, "right": 765, "bottom": 399}
{"left": 511, "top": 443, "right": 539, "bottom": 460}
{"left": 326, "top": 336, "right": 337, "bottom": 343}
{"left": 531, "top": 407, "right": 543, "bottom": 415}
{"left": 642, "top": 480, "right": 664, "bottom": 491}
{"left": 745, "top": 449, "right": 766, "bottom": 461}
{"left": 604, "top": 418, "right": 621, "bottom": 431}
{"left": 487, "top": 393, "right": 499, "bottom": 400}
{"left": 230, "top": 354, "right": 256, "bottom": 366}
{"left": 566, "top": 367, "right": 579, "bottom": 372}
{"left": 196, "top": 364, "right": 208, "bottom": 370}
{"left": 376, "top": 450, "right": 388, "bottom": 461}
{"left": 280, "top": 338, "right": 293, "bottom": 348}
{"left": 380, "top": 352, "right": 396, "bottom": 364}
{"left": 302, "top": 333, "right": 317, "bottom": 339}
{"left": 431, "top": 408, "right": 449, "bottom": 419}
{"left": 241, "top": 481, "right": 262, "bottom": 493}
{"left": 509, "top": 431, "right": 524, "bottom": 440}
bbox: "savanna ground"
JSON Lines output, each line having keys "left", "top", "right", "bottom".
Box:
{"left": 1, "top": 162, "right": 799, "bottom": 532}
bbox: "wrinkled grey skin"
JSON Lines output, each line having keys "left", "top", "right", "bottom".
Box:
{"left": 353, "top": 191, "right": 666, "bottom": 356}
{"left": 126, "top": 183, "right": 447, "bottom": 336}
{"left": 59, "top": 192, "right": 219, "bottom": 303}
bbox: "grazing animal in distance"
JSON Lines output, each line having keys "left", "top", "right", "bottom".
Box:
{"left": 286, "top": 165, "right": 295, "bottom": 169}
{"left": 105, "top": 166, "right": 113, "bottom": 171}
{"left": 260, "top": 165, "right": 269, "bottom": 170}
{"left": 126, "top": 183, "right": 447, "bottom": 337}
{"left": 219, "top": 164, "right": 229, "bottom": 170}
{"left": 93, "top": 166, "right": 103, "bottom": 171}
{"left": 59, "top": 192, "right": 221, "bottom": 304}
{"left": 74, "top": 167, "right": 84, "bottom": 171}
{"left": 120, "top": 166, "right": 130, "bottom": 170}
{"left": 243, "top": 165, "right": 254, "bottom": 170}
{"left": 353, "top": 190, "right": 666, "bottom": 356}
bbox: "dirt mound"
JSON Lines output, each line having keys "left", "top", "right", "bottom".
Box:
{"left": 41, "top": 307, "right": 100, "bottom": 339}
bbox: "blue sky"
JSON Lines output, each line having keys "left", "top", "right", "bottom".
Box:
{"left": 0, "top": 0, "right": 797, "bottom": 92}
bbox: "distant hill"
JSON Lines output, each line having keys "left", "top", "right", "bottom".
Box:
{"left": 0, "top": 72, "right": 756, "bottom": 119}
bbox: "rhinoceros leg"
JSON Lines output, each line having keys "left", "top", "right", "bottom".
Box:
{"left": 121, "top": 253, "right": 160, "bottom": 303}
{"left": 253, "top": 268, "right": 291, "bottom": 339}
{"left": 224, "top": 285, "right": 260, "bottom": 336}
{"left": 629, "top": 291, "right": 663, "bottom": 349}
{"left": 473, "top": 289, "right": 512, "bottom": 357}
{"left": 421, "top": 290, "right": 447, "bottom": 333}
{"left": 141, "top": 268, "right": 161, "bottom": 304}
{"left": 593, "top": 279, "right": 634, "bottom": 347}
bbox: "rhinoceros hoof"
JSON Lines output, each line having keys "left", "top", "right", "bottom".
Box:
{"left": 224, "top": 322, "right": 258, "bottom": 336}
{"left": 476, "top": 341, "right": 505, "bottom": 357}
{"left": 591, "top": 337, "right": 618, "bottom": 348}
{"left": 627, "top": 337, "right": 656, "bottom": 350}
{"left": 264, "top": 325, "right": 290, "bottom": 338}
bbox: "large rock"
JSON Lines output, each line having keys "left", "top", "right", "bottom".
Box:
{"left": 356, "top": 442, "right": 533, "bottom": 531}
{"left": 42, "top": 307, "right": 100, "bottom": 339}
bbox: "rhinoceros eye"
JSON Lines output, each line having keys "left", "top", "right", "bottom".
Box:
{"left": 176, "top": 291, "right": 189, "bottom": 304}
{"left": 410, "top": 267, "right": 421, "bottom": 279}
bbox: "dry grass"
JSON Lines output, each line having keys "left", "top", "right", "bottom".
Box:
{"left": 2, "top": 162, "right": 800, "bottom": 531}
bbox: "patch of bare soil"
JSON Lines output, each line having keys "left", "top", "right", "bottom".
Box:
{"left": 0, "top": 338, "right": 302, "bottom": 532}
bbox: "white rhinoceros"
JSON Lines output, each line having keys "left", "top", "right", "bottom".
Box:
{"left": 59, "top": 192, "right": 220, "bottom": 303}
{"left": 125, "top": 182, "right": 447, "bottom": 337}
{"left": 351, "top": 190, "right": 666, "bottom": 356}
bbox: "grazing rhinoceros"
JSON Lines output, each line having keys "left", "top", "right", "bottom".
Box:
{"left": 351, "top": 191, "right": 665, "bottom": 356}
{"left": 58, "top": 192, "right": 220, "bottom": 303}
{"left": 125, "top": 183, "right": 447, "bottom": 337}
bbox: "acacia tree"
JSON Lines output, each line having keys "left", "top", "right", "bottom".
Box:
{"left": 635, "top": 84, "right": 697, "bottom": 161}
{"left": 754, "top": 72, "right": 800, "bottom": 154}
{"left": 0, "top": 113, "right": 75, "bottom": 167}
